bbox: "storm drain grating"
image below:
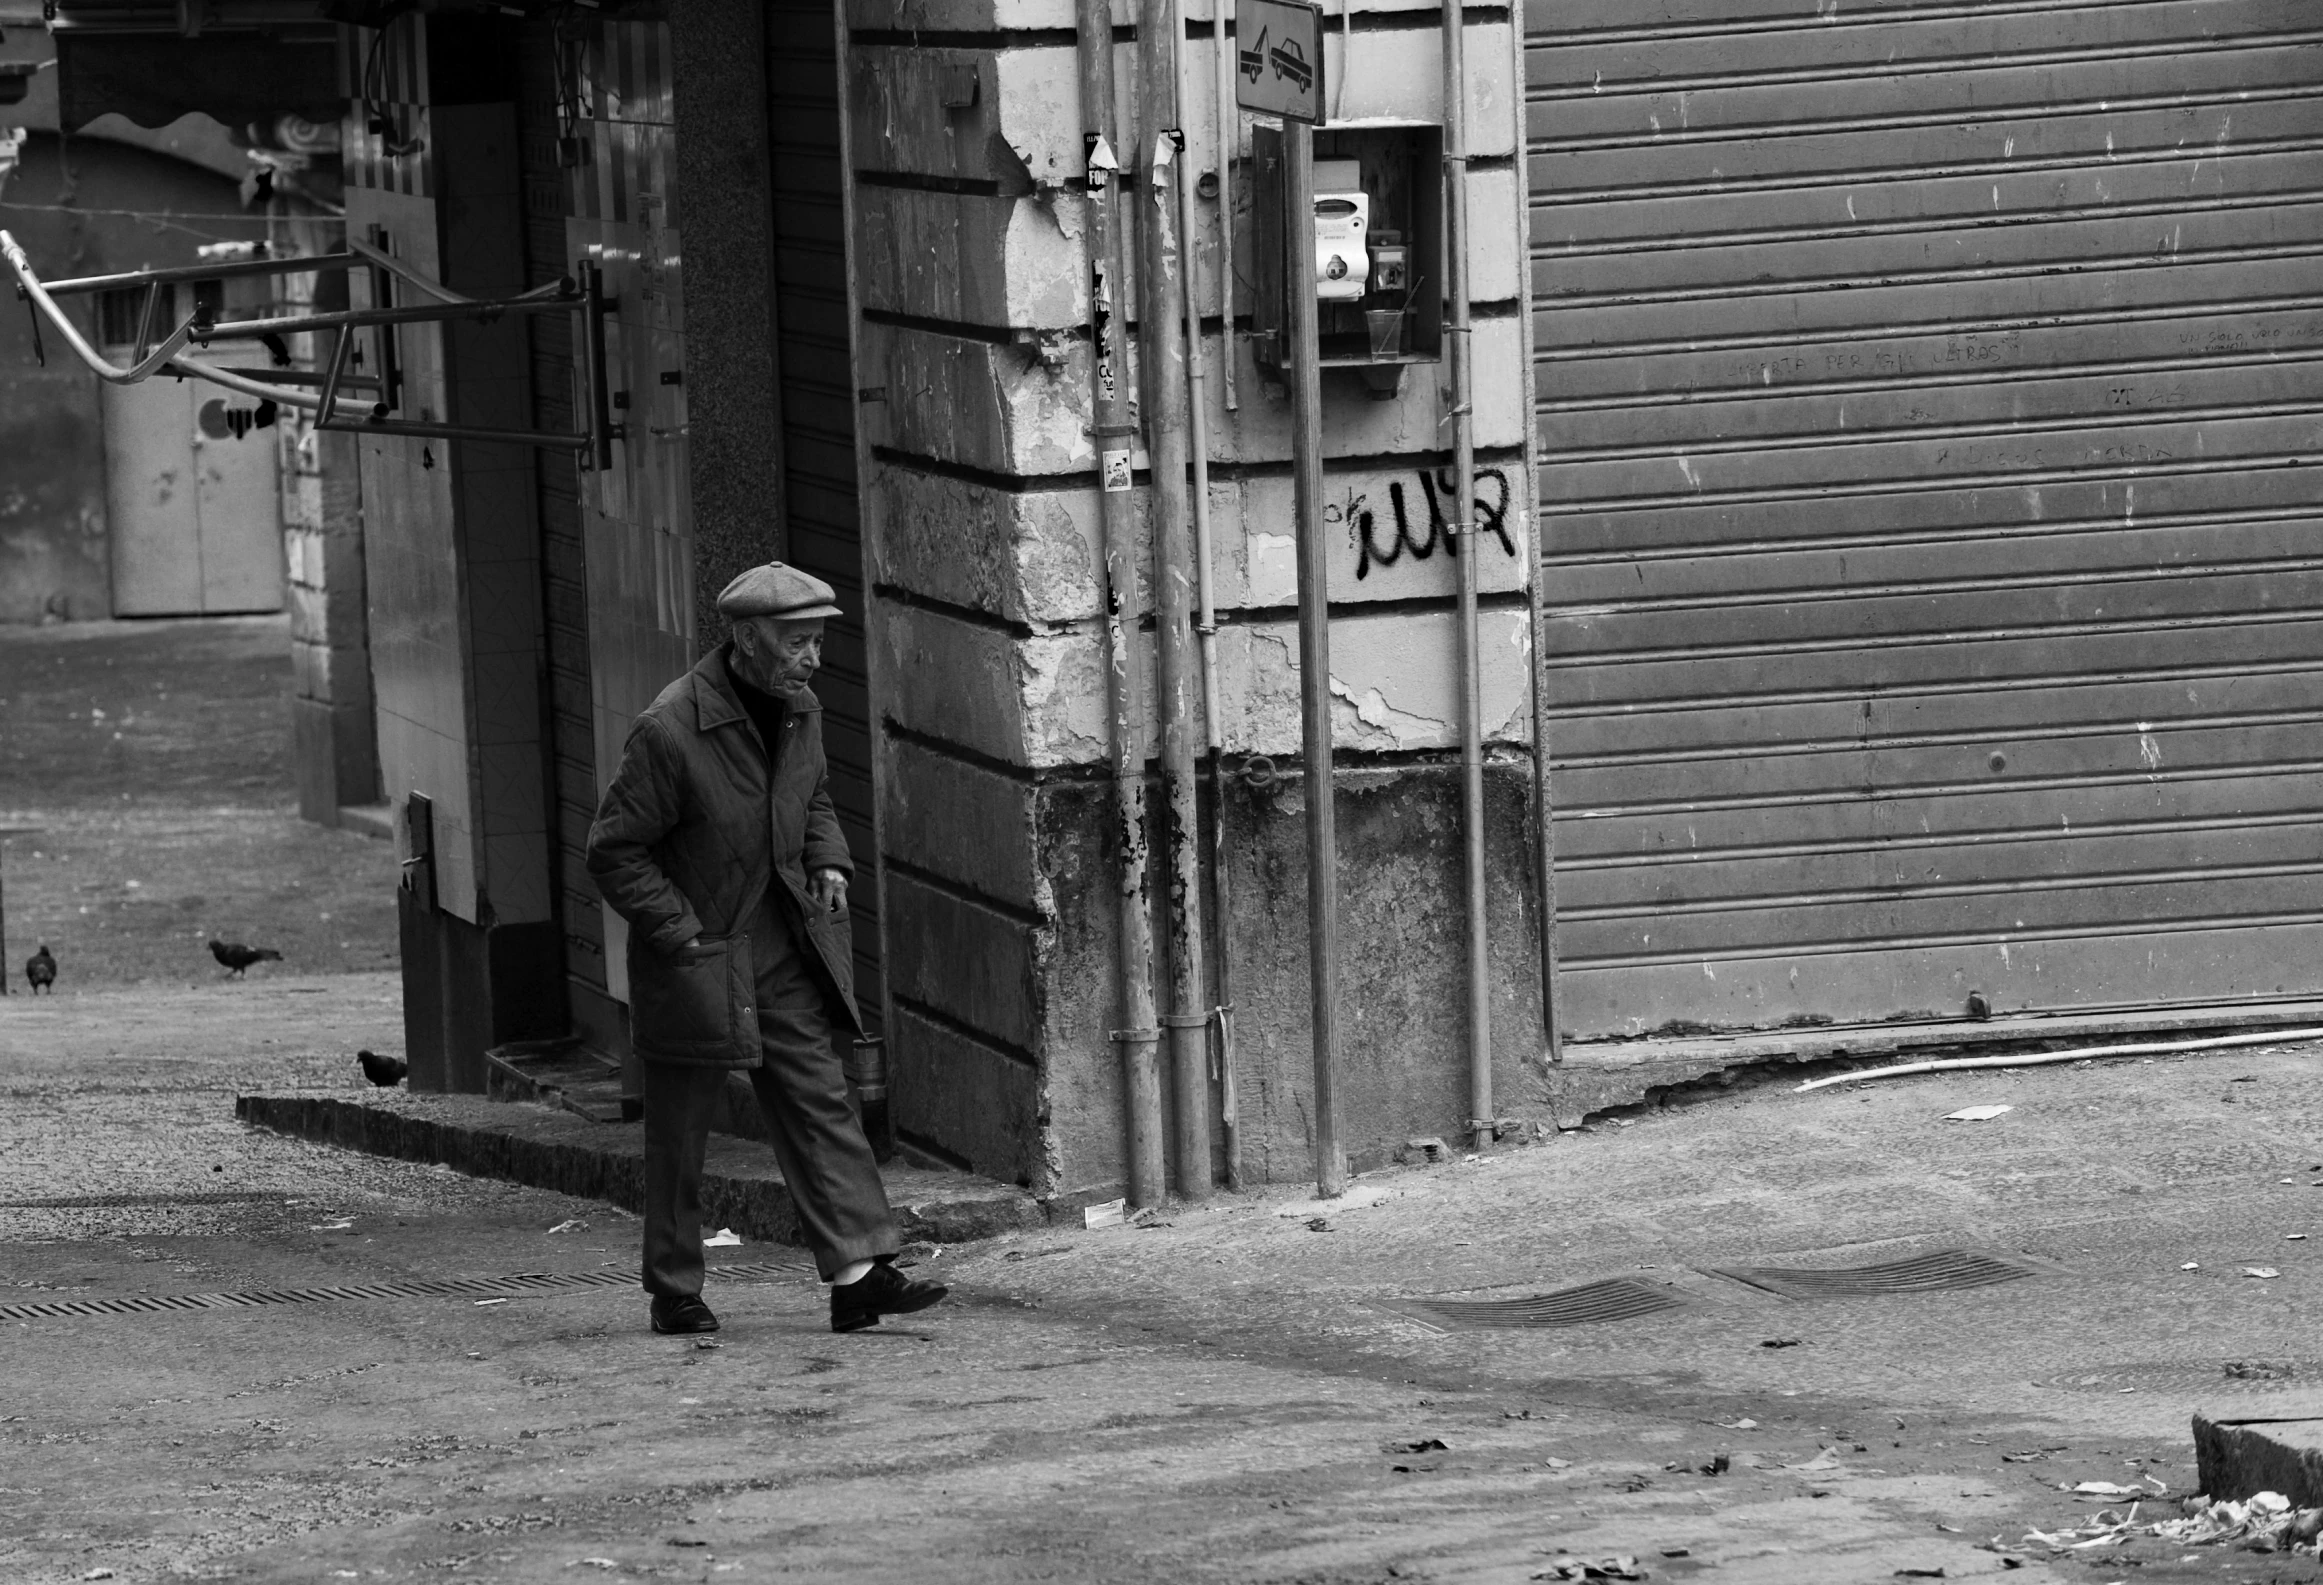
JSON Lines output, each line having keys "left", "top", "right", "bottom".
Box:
{"left": 1710, "top": 1248, "right": 2041, "bottom": 1300}
{"left": 1376, "top": 1278, "right": 1694, "bottom": 1333}
{"left": 0, "top": 1191, "right": 289, "bottom": 1209}
{"left": 0, "top": 1259, "right": 814, "bottom": 1322}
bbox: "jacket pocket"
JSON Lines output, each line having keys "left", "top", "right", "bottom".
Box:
{"left": 631, "top": 932, "right": 755, "bottom": 1062}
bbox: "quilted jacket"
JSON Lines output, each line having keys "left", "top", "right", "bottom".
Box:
{"left": 585, "top": 645, "right": 860, "bottom": 1065}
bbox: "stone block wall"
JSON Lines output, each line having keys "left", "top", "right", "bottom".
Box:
{"left": 843, "top": 0, "right": 1548, "bottom": 1198}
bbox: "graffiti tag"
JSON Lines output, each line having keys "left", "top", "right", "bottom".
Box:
{"left": 1345, "top": 466, "right": 1515, "bottom": 581}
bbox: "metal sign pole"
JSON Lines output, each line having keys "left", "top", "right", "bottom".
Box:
{"left": 1284, "top": 118, "right": 1344, "bottom": 1198}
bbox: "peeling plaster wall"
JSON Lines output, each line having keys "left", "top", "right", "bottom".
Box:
{"left": 843, "top": 0, "right": 1544, "bottom": 1195}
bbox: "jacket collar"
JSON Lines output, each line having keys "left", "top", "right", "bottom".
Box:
{"left": 688, "top": 644, "right": 821, "bottom": 732}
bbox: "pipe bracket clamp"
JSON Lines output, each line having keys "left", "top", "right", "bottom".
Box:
{"left": 1158, "top": 1013, "right": 1210, "bottom": 1029}
{"left": 1108, "top": 1028, "right": 1162, "bottom": 1044}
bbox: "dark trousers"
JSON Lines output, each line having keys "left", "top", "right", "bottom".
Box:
{"left": 641, "top": 894, "right": 897, "bottom": 1290}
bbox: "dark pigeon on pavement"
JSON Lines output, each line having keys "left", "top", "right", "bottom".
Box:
{"left": 357, "top": 1049, "right": 408, "bottom": 1088}
{"left": 25, "top": 944, "right": 55, "bottom": 995}
{"left": 209, "top": 939, "right": 282, "bottom": 978}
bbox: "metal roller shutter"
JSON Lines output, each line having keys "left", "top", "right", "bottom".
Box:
{"left": 1528, "top": 1, "right": 2323, "bottom": 1039}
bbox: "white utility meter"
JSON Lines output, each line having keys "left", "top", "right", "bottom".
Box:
{"left": 1312, "top": 159, "right": 1370, "bottom": 303}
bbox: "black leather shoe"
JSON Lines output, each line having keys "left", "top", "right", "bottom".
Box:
{"left": 830, "top": 1260, "right": 948, "bottom": 1333}
{"left": 650, "top": 1293, "right": 720, "bottom": 1335}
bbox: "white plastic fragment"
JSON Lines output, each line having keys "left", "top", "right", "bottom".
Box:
{"left": 2243, "top": 1267, "right": 2282, "bottom": 1279}
{"left": 701, "top": 1228, "right": 742, "bottom": 1248}
{"left": 1943, "top": 1105, "right": 2013, "bottom": 1122}
{"left": 1083, "top": 1198, "right": 1127, "bottom": 1229}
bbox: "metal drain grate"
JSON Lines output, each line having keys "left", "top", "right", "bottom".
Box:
{"left": 0, "top": 1259, "right": 813, "bottom": 1322}
{"left": 1711, "top": 1248, "right": 2040, "bottom": 1300}
{"left": 0, "top": 1191, "right": 290, "bottom": 1209}
{"left": 1376, "top": 1277, "right": 1694, "bottom": 1333}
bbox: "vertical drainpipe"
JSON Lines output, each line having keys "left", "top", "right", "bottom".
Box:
{"left": 1077, "top": 0, "right": 1169, "bottom": 1207}
{"left": 1443, "top": 0, "right": 1495, "bottom": 1149}
{"left": 1141, "top": 0, "right": 1216, "bottom": 1198}
{"left": 1176, "top": 33, "right": 1241, "bottom": 1189}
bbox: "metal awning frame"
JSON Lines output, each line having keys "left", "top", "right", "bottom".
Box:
{"left": 2, "top": 229, "right": 622, "bottom": 460}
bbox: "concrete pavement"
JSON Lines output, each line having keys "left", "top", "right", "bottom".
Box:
{"left": 7, "top": 975, "right": 2323, "bottom": 1583}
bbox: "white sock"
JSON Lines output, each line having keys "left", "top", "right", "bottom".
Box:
{"left": 829, "top": 1258, "right": 875, "bottom": 1287}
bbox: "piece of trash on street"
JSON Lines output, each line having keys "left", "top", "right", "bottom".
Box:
{"left": 475, "top": 1298, "right": 508, "bottom": 1307}
{"left": 1661, "top": 1546, "right": 1691, "bottom": 1557}
{"left": 1893, "top": 1569, "right": 1947, "bottom": 1580}
{"left": 1943, "top": 1104, "right": 2012, "bottom": 1122}
{"left": 2180, "top": 1262, "right": 2200, "bottom": 1270}
{"left": 1788, "top": 1446, "right": 1843, "bottom": 1471}
{"left": 668, "top": 1536, "right": 708, "bottom": 1547}
{"left": 82, "top": 1571, "right": 115, "bottom": 1581}
{"left": 701, "top": 1228, "right": 743, "bottom": 1248}
{"left": 1700, "top": 1452, "right": 1731, "bottom": 1475}
{"left": 2226, "top": 1360, "right": 2296, "bottom": 1380}
{"left": 693, "top": 1338, "right": 720, "bottom": 1352}
{"left": 1761, "top": 1337, "right": 1802, "bottom": 1349}
{"left": 1389, "top": 1437, "right": 1449, "bottom": 1453}
{"left": 570, "top": 1560, "right": 621, "bottom": 1571}
{"left": 1544, "top": 1456, "right": 1572, "bottom": 1469}
{"left": 309, "top": 1219, "right": 355, "bottom": 1232}
{"left": 1083, "top": 1198, "right": 1127, "bottom": 1230}
{"left": 1306, "top": 1216, "right": 1333, "bottom": 1232}
{"left": 1532, "top": 1555, "right": 1647, "bottom": 1582}
{"left": 2242, "top": 1266, "right": 2282, "bottom": 1279}
{"left": 546, "top": 1218, "right": 588, "bottom": 1235}
{"left": 2288, "top": 1233, "right": 2309, "bottom": 1241}
{"left": 2023, "top": 1490, "right": 2322, "bottom": 1556}
{"left": 2072, "top": 1480, "right": 2140, "bottom": 1497}
{"left": 1719, "top": 1417, "right": 1758, "bottom": 1430}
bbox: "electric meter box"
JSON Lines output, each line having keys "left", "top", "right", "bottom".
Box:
{"left": 1251, "top": 119, "right": 1444, "bottom": 389}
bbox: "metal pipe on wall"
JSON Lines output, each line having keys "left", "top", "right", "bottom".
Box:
{"left": 1140, "top": 0, "right": 1215, "bottom": 1199}
{"left": 1211, "top": 0, "right": 1238, "bottom": 410}
{"left": 1075, "top": 0, "right": 1168, "bottom": 1207}
{"left": 1285, "top": 118, "right": 1347, "bottom": 1199}
{"left": 1442, "top": 0, "right": 1495, "bottom": 1147}
{"left": 1174, "top": 40, "right": 1241, "bottom": 1191}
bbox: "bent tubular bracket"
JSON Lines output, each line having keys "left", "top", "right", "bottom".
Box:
{"left": 1, "top": 228, "right": 607, "bottom": 457}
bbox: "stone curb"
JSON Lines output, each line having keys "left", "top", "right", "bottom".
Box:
{"left": 234, "top": 1091, "right": 1045, "bottom": 1251}
{"left": 2194, "top": 1414, "right": 2323, "bottom": 1508}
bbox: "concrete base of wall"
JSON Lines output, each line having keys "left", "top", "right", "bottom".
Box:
{"left": 234, "top": 1091, "right": 1045, "bottom": 1249}
{"left": 1547, "top": 999, "right": 2323, "bottom": 1125}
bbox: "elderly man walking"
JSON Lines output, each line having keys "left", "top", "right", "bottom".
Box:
{"left": 586, "top": 562, "right": 946, "bottom": 1336}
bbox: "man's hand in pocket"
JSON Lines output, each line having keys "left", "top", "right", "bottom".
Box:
{"left": 807, "top": 870, "right": 849, "bottom": 915}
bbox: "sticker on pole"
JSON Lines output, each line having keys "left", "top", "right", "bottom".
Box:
{"left": 1235, "top": 0, "right": 1326, "bottom": 125}
{"left": 1101, "top": 449, "right": 1134, "bottom": 492}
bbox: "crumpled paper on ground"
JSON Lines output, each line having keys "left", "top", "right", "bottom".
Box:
{"left": 2023, "top": 1492, "right": 2323, "bottom": 1555}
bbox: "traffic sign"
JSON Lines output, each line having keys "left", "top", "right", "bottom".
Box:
{"left": 1234, "top": 0, "right": 1326, "bottom": 125}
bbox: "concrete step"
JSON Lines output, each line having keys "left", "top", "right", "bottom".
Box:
{"left": 234, "top": 1090, "right": 1045, "bottom": 1252}
{"left": 2194, "top": 1414, "right": 2323, "bottom": 1507}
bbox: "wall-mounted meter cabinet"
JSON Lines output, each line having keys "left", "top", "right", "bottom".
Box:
{"left": 1251, "top": 119, "right": 1444, "bottom": 395}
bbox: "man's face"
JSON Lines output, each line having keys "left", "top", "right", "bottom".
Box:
{"left": 738, "top": 616, "right": 824, "bottom": 697}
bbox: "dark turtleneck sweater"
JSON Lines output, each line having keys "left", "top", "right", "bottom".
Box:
{"left": 729, "top": 669, "right": 789, "bottom": 779}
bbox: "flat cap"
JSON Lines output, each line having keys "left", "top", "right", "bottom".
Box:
{"left": 715, "top": 561, "right": 842, "bottom": 622}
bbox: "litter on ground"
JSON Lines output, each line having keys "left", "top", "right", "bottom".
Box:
{"left": 701, "top": 1228, "right": 743, "bottom": 1248}
{"left": 1943, "top": 1105, "right": 2013, "bottom": 1122}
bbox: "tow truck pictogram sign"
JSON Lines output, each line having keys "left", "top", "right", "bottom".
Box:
{"left": 1235, "top": 0, "right": 1326, "bottom": 124}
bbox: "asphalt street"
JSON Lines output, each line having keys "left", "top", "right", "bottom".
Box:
{"left": 6, "top": 973, "right": 2323, "bottom": 1584}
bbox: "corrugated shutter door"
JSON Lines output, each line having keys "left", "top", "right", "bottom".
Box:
{"left": 1528, "top": 1, "right": 2323, "bottom": 1039}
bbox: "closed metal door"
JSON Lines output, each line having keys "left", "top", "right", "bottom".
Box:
{"left": 101, "top": 341, "right": 283, "bottom": 616}
{"left": 1528, "top": 2, "right": 2323, "bottom": 1038}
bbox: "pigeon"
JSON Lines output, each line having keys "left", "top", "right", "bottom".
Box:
{"left": 209, "top": 939, "right": 283, "bottom": 977}
{"left": 24, "top": 944, "right": 55, "bottom": 995}
{"left": 357, "top": 1049, "right": 408, "bottom": 1088}
{"left": 1965, "top": 991, "right": 1992, "bottom": 1021}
